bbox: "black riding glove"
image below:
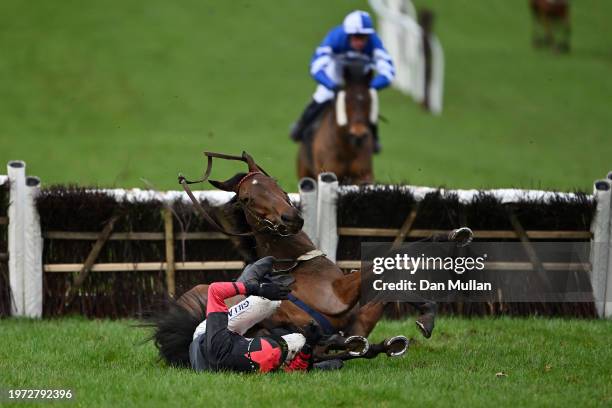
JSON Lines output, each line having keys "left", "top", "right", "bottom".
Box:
{"left": 302, "top": 321, "right": 323, "bottom": 347}
{"left": 237, "top": 256, "right": 276, "bottom": 284}
{"left": 245, "top": 282, "right": 290, "bottom": 300}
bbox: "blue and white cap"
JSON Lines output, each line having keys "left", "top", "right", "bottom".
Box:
{"left": 343, "top": 10, "right": 375, "bottom": 35}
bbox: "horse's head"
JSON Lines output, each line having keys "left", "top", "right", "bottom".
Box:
{"left": 209, "top": 154, "right": 303, "bottom": 236}
{"left": 335, "top": 61, "right": 378, "bottom": 149}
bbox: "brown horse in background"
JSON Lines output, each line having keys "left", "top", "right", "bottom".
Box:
{"left": 148, "top": 153, "right": 416, "bottom": 367}
{"left": 297, "top": 61, "right": 376, "bottom": 184}
{"left": 530, "top": 0, "right": 570, "bottom": 52}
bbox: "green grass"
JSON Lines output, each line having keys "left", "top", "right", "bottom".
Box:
{"left": 1, "top": 317, "right": 611, "bottom": 407}
{"left": 0, "top": 0, "right": 611, "bottom": 191}
{"left": 1, "top": 4, "right": 610, "bottom": 405}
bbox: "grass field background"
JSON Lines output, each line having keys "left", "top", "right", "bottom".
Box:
{"left": 1, "top": 317, "right": 611, "bottom": 407}
{"left": 1, "top": 2, "right": 611, "bottom": 406}
{"left": 0, "top": 0, "right": 611, "bottom": 191}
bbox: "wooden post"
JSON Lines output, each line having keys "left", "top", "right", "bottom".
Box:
{"left": 389, "top": 205, "right": 419, "bottom": 317}
{"left": 508, "top": 210, "right": 546, "bottom": 273}
{"left": 63, "top": 214, "right": 119, "bottom": 309}
{"left": 391, "top": 205, "right": 420, "bottom": 250}
{"left": 507, "top": 207, "right": 554, "bottom": 304}
{"left": 164, "top": 208, "right": 175, "bottom": 298}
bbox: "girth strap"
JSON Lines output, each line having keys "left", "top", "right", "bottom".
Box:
{"left": 287, "top": 293, "right": 336, "bottom": 335}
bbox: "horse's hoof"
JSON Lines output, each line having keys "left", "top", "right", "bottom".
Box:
{"left": 345, "top": 335, "right": 370, "bottom": 357}
{"left": 416, "top": 320, "right": 432, "bottom": 338}
{"left": 416, "top": 309, "right": 436, "bottom": 339}
{"left": 449, "top": 227, "right": 473, "bottom": 247}
{"left": 384, "top": 335, "right": 409, "bottom": 357}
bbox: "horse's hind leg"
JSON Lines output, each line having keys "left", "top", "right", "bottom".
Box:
{"left": 347, "top": 299, "right": 437, "bottom": 339}
{"left": 556, "top": 10, "right": 571, "bottom": 53}
{"left": 315, "top": 335, "right": 409, "bottom": 363}
{"left": 411, "top": 301, "right": 437, "bottom": 339}
{"left": 349, "top": 336, "right": 410, "bottom": 360}
{"left": 176, "top": 284, "right": 209, "bottom": 317}
{"left": 345, "top": 302, "right": 386, "bottom": 337}
{"left": 176, "top": 284, "right": 244, "bottom": 318}
{"left": 530, "top": 2, "right": 547, "bottom": 48}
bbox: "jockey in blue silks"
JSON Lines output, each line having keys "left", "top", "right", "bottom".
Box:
{"left": 290, "top": 10, "right": 395, "bottom": 153}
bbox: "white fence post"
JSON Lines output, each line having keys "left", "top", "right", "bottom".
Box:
{"left": 298, "top": 177, "right": 318, "bottom": 245}
{"left": 369, "top": 0, "right": 445, "bottom": 114}
{"left": 605, "top": 171, "right": 612, "bottom": 318}
{"left": 24, "top": 176, "right": 42, "bottom": 318}
{"left": 591, "top": 179, "right": 611, "bottom": 318}
{"left": 317, "top": 172, "right": 338, "bottom": 263}
{"left": 7, "top": 160, "right": 26, "bottom": 316}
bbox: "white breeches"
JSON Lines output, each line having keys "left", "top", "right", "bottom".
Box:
{"left": 192, "top": 296, "right": 306, "bottom": 363}
{"left": 313, "top": 85, "right": 335, "bottom": 104}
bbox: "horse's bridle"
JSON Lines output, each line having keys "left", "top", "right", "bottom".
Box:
{"left": 178, "top": 151, "right": 299, "bottom": 238}
{"left": 240, "top": 197, "right": 297, "bottom": 237}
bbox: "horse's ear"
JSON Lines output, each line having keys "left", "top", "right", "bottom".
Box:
{"left": 241, "top": 151, "right": 260, "bottom": 173}
{"left": 209, "top": 173, "right": 247, "bottom": 192}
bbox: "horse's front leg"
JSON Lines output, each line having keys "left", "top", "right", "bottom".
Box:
{"left": 357, "top": 335, "right": 409, "bottom": 360}
{"left": 314, "top": 334, "right": 409, "bottom": 363}
{"left": 346, "top": 298, "right": 437, "bottom": 339}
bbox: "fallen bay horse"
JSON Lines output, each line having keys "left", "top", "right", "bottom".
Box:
{"left": 297, "top": 60, "right": 376, "bottom": 184}
{"left": 148, "top": 152, "right": 435, "bottom": 366}
{"left": 530, "top": 0, "right": 570, "bottom": 52}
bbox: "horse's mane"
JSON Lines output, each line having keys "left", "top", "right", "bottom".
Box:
{"left": 343, "top": 59, "right": 372, "bottom": 86}
{"left": 222, "top": 196, "right": 248, "bottom": 227}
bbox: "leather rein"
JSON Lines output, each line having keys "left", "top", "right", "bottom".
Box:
{"left": 178, "top": 151, "right": 297, "bottom": 238}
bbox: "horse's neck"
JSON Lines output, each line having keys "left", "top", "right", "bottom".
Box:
{"left": 254, "top": 231, "right": 317, "bottom": 259}
{"left": 322, "top": 110, "right": 356, "bottom": 160}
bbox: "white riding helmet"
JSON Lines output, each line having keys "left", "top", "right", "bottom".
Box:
{"left": 343, "top": 10, "right": 375, "bottom": 35}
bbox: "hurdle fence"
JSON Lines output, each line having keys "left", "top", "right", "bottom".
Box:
{"left": 1, "top": 162, "right": 611, "bottom": 318}
{"left": 369, "top": 0, "right": 445, "bottom": 114}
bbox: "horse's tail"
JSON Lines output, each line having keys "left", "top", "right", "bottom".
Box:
{"left": 143, "top": 295, "right": 206, "bottom": 368}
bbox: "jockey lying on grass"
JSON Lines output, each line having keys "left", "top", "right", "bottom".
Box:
{"left": 189, "top": 257, "right": 322, "bottom": 373}
{"left": 290, "top": 10, "right": 395, "bottom": 153}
